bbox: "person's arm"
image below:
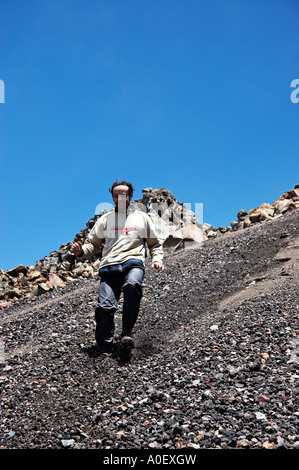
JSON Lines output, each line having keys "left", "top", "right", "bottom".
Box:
{"left": 151, "top": 260, "right": 164, "bottom": 272}
{"left": 70, "top": 241, "right": 84, "bottom": 256}
{"left": 71, "top": 219, "right": 105, "bottom": 258}
{"left": 145, "top": 215, "right": 164, "bottom": 272}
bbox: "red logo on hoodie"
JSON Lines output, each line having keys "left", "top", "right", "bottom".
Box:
{"left": 112, "top": 227, "right": 136, "bottom": 236}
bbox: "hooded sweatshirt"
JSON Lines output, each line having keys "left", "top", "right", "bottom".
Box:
{"left": 79, "top": 206, "right": 164, "bottom": 269}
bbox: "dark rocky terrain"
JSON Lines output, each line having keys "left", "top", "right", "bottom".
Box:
{"left": 0, "top": 208, "right": 298, "bottom": 453}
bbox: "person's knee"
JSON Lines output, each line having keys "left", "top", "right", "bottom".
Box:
{"left": 98, "top": 279, "right": 120, "bottom": 310}
{"left": 95, "top": 306, "right": 115, "bottom": 321}
{"left": 98, "top": 290, "right": 119, "bottom": 310}
{"left": 123, "top": 280, "right": 143, "bottom": 298}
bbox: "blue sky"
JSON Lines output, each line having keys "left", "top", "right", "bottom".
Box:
{"left": 0, "top": 0, "right": 298, "bottom": 271}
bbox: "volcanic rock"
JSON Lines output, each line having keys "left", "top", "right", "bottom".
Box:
{"left": 0, "top": 188, "right": 298, "bottom": 451}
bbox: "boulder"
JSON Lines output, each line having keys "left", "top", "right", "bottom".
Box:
{"left": 172, "top": 224, "right": 208, "bottom": 243}
{"left": 33, "top": 282, "right": 53, "bottom": 296}
{"left": 289, "top": 188, "right": 299, "bottom": 199}
{"left": 164, "top": 224, "right": 207, "bottom": 250}
{"left": 231, "top": 220, "right": 241, "bottom": 231}
{"left": 237, "top": 209, "right": 248, "bottom": 221}
{"left": 48, "top": 273, "right": 66, "bottom": 288}
{"left": 249, "top": 203, "right": 274, "bottom": 223}
{"left": 3, "top": 287, "right": 23, "bottom": 300}
{"left": 27, "top": 267, "right": 42, "bottom": 281}
{"left": 6, "top": 265, "right": 27, "bottom": 277}
{"left": 273, "top": 199, "right": 294, "bottom": 215}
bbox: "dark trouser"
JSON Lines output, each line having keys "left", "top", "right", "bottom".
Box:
{"left": 95, "top": 267, "right": 145, "bottom": 350}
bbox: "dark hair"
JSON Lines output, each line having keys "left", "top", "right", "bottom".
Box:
{"left": 109, "top": 180, "right": 135, "bottom": 196}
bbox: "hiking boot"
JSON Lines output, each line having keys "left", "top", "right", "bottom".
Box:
{"left": 118, "top": 334, "right": 134, "bottom": 357}
{"left": 97, "top": 340, "right": 113, "bottom": 356}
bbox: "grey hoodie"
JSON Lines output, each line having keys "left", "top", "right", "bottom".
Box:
{"left": 80, "top": 206, "right": 164, "bottom": 269}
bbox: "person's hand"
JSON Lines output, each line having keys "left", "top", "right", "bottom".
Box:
{"left": 151, "top": 262, "right": 164, "bottom": 273}
{"left": 70, "top": 242, "right": 82, "bottom": 256}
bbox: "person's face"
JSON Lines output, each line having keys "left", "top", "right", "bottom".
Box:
{"left": 112, "top": 185, "right": 133, "bottom": 212}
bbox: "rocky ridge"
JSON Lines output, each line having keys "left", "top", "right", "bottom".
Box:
{"left": 1, "top": 185, "right": 298, "bottom": 309}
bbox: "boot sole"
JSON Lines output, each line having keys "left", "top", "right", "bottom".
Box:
{"left": 119, "top": 336, "right": 134, "bottom": 357}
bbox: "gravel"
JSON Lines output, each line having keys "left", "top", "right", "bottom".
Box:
{"left": 0, "top": 210, "right": 298, "bottom": 450}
